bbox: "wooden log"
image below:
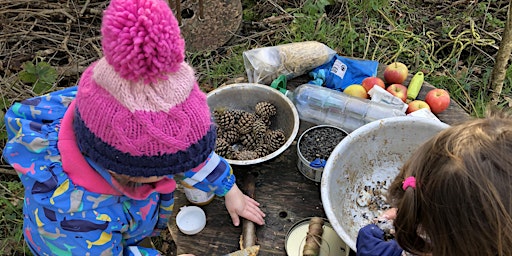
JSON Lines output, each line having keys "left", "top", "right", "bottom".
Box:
{"left": 241, "top": 172, "right": 257, "bottom": 249}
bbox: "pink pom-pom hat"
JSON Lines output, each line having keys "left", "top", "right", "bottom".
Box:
{"left": 72, "top": 0, "right": 215, "bottom": 177}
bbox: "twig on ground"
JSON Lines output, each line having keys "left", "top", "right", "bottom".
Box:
{"left": 0, "top": 167, "right": 17, "bottom": 176}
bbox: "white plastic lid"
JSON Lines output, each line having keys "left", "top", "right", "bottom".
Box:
{"left": 176, "top": 206, "right": 206, "bottom": 235}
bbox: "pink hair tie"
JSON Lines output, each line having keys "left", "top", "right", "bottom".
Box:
{"left": 402, "top": 176, "right": 416, "bottom": 190}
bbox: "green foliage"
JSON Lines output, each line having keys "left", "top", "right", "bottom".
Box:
{"left": 243, "top": 8, "right": 257, "bottom": 21}
{"left": 360, "top": 0, "right": 389, "bottom": 12}
{"left": 18, "top": 59, "right": 58, "bottom": 94}
{"left": 188, "top": 45, "right": 247, "bottom": 89}
{"left": 0, "top": 179, "right": 30, "bottom": 255}
{"left": 476, "top": 2, "right": 505, "bottom": 30}
{"left": 303, "top": 0, "right": 333, "bottom": 16}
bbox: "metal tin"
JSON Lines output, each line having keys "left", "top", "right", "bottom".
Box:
{"left": 297, "top": 125, "right": 348, "bottom": 182}
{"left": 285, "top": 218, "right": 349, "bottom": 256}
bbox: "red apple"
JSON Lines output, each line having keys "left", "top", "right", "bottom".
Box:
{"left": 386, "top": 83, "right": 408, "bottom": 102}
{"left": 383, "top": 62, "right": 408, "bottom": 84}
{"left": 425, "top": 88, "right": 450, "bottom": 114}
{"left": 361, "top": 77, "right": 385, "bottom": 93}
{"left": 406, "top": 100, "right": 431, "bottom": 114}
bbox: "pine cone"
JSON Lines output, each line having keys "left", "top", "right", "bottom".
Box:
{"left": 218, "top": 129, "right": 239, "bottom": 144}
{"left": 255, "top": 101, "right": 277, "bottom": 119}
{"left": 234, "top": 150, "right": 259, "bottom": 160}
{"left": 236, "top": 112, "right": 256, "bottom": 134}
{"left": 259, "top": 116, "right": 271, "bottom": 128}
{"left": 225, "top": 109, "right": 245, "bottom": 122}
{"left": 213, "top": 108, "right": 236, "bottom": 130}
{"left": 254, "top": 144, "right": 271, "bottom": 157}
{"left": 240, "top": 134, "right": 258, "bottom": 150}
{"left": 252, "top": 119, "right": 267, "bottom": 139}
{"left": 215, "top": 138, "right": 232, "bottom": 158}
{"left": 267, "top": 129, "right": 286, "bottom": 151}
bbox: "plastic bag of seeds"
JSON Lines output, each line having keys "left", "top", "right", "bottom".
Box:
{"left": 243, "top": 41, "right": 336, "bottom": 85}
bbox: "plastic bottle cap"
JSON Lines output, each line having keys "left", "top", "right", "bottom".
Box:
{"left": 176, "top": 206, "right": 206, "bottom": 235}
{"left": 270, "top": 74, "right": 288, "bottom": 95}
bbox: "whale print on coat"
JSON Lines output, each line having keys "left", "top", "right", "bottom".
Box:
{"left": 50, "top": 179, "right": 70, "bottom": 205}
{"left": 86, "top": 231, "right": 112, "bottom": 249}
{"left": 32, "top": 176, "right": 58, "bottom": 194}
{"left": 61, "top": 218, "right": 109, "bottom": 232}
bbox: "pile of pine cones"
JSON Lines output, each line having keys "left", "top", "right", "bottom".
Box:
{"left": 214, "top": 101, "right": 286, "bottom": 160}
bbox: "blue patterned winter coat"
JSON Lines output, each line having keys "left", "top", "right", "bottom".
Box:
{"left": 3, "top": 86, "right": 235, "bottom": 256}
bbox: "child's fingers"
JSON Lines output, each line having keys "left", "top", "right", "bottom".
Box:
{"left": 245, "top": 196, "right": 266, "bottom": 218}
{"left": 252, "top": 208, "right": 266, "bottom": 224}
{"left": 244, "top": 209, "right": 265, "bottom": 225}
{"left": 229, "top": 211, "right": 241, "bottom": 226}
{"left": 239, "top": 202, "right": 265, "bottom": 225}
{"left": 244, "top": 195, "right": 260, "bottom": 206}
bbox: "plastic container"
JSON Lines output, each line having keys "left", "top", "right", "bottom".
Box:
{"left": 297, "top": 125, "right": 348, "bottom": 182}
{"left": 285, "top": 218, "right": 350, "bottom": 256}
{"left": 181, "top": 181, "right": 215, "bottom": 206}
{"left": 285, "top": 84, "right": 406, "bottom": 132}
{"left": 176, "top": 206, "right": 207, "bottom": 235}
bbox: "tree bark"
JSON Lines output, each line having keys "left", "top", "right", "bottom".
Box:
{"left": 490, "top": 0, "right": 512, "bottom": 105}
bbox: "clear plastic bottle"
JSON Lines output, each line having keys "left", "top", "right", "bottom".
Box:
{"left": 285, "top": 84, "right": 406, "bottom": 132}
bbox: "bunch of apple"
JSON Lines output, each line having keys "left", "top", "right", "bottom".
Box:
{"left": 343, "top": 62, "right": 451, "bottom": 115}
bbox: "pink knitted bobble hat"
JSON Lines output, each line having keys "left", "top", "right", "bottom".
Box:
{"left": 72, "top": 0, "right": 216, "bottom": 177}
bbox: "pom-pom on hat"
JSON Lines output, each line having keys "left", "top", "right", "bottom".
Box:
{"left": 72, "top": 0, "right": 216, "bottom": 177}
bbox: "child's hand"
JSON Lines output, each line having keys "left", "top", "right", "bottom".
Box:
{"left": 224, "top": 184, "right": 266, "bottom": 226}
{"left": 380, "top": 208, "right": 397, "bottom": 220}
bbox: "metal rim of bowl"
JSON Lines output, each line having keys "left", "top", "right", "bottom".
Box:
{"left": 320, "top": 116, "right": 450, "bottom": 252}
{"left": 207, "top": 83, "right": 300, "bottom": 165}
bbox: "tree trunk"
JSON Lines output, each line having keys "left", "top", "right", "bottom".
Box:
{"left": 490, "top": 0, "right": 512, "bottom": 105}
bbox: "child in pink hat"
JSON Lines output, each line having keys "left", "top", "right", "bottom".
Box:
{"left": 2, "top": 0, "right": 265, "bottom": 255}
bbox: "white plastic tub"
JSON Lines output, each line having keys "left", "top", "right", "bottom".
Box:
{"left": 176, "top": 206, "right": 207, "bottom": 235}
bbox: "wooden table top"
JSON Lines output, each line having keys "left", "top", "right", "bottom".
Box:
{"left": 167, "top": 72, "right": 471, "bottom": 256}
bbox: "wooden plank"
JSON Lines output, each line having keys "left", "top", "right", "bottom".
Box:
{"left": 170, "top": 67, "right": 471, "bottom": 255}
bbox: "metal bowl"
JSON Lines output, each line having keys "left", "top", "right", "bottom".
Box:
{"left": 320, "top": 116, "right": 450, "bottom": 252}
{"left": 207, "top": 83, "right": 300, "bottom": 165}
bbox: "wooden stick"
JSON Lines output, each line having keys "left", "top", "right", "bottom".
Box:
{"left": 0, "top": 167, "right": 17, "bottom": 176}
{"left": 240, "top": 172, "right": 257, "bottom": 249}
